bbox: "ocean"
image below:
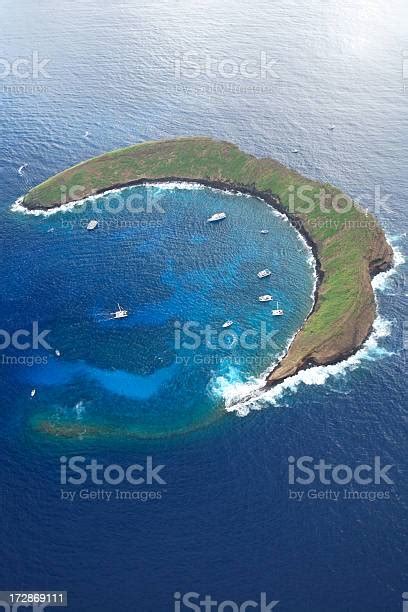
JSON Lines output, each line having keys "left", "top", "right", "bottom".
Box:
{"left": 0, "top": 1, "right": 407, "bottom": 611}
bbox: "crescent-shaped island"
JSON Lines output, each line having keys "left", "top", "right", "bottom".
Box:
{"left": 20, "top": 137, "right": 393, "bottom": 388}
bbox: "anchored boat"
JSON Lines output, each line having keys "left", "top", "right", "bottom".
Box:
{"left": 109, "top": 304, "right": 129, "bottom": 320}
{"left": 272, "top": 301, "right": 284, "bottom": 316}
{"left": 257, "top": 269, "right": 272, "bottom": 279}
{"left": 207, "top": 212, "right": 226, "bottom": 223}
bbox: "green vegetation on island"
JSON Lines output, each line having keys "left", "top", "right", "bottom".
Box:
{"left": 22, "top": 137, "right": 393, "bottom": 384}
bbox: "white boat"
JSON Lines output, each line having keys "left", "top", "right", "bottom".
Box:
{"left": 207, "top": 212, "right": 226, "bottom": 223}
{"left": 55, "top": 349, "right": 61, "bottom": 357}
{"left": 258, "top": 294, "right": 273, "bottom": 302}
{"left": 30, "top": 389, "right": 36, "bottom": 398}
{"left": 222, "top": 320, "right": 234, "bottom": 328}
{"left": 87, "top": 220, "right": 98, "bottom": 230}
{"left": 257, "top": 269, "right": 272, "bottom": 278}
{"left": 109, "top": 304, "right": 129, "bottom": 319}
{"left": 272, "top": 301, "right": 284, "bottom": 316}
{"left": 18, "top": 163, "right": 28, "bottom": 176}
{"left": 292, "top": 149, "right": 299, "bottom": 154}
{"left": 260, "top": 230, "right": 269, "bottom": 235}
{"left": 329, "top": 124, "right": 335, "bottom": 130}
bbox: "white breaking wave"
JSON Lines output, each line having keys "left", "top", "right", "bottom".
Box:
{"left": 220, "top": 316, "right": 393, "bottom": 416}
{"left": 10, "top": 180, "right": 209, "bottom": 217}
{"left": 221, "top": 237, "right": 405, "bottom": 416}
{"left": 144, "top": 181, "right": 205, "bottom": 191}
{"left": 372, "top": 244, "right": 404, "bottom": 291}
{"left": 11, "top": 185, "right": 130, "bottom": 217}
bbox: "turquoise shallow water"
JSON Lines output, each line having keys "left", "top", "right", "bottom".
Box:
{"left": 12, "top": 183, "right": 314, "bottom": 436}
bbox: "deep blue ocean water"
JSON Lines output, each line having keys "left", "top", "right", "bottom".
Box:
{"left": 0, "top": 1, "right": 407, "bottom": 611}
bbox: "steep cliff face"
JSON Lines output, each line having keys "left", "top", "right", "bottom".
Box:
{"left": 266, "top": 226, "right": 393, "bottom": 385}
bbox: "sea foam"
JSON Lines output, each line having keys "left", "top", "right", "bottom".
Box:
{"left": 221, "top": 238, "right": 405, "bottom": 416}
{"left": 10, "top": 181, "right": 206, "bottom": 217}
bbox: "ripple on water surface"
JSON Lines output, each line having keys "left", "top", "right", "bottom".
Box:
{"left": 10, "top": 183, "right": 315, "bottom": 437}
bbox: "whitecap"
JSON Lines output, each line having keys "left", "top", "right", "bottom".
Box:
{"left": 11, "top": 185, "right": 133, "bottom": 217}
{"left": 223, "top": 316, "right": 393, "bottom": 417}
{"left": 222, "top": 230, "right": 404, "bottom": 416}
{"left": 10, "top": 181, "right": 206, "bottom": 217}
{"left": 145, "top": 181, "right": 205, "bottom": 191}
{"left": 11, "top": 196, "right": 88, "bottom": 217}
{"left": 372, "top": 245, "right": 405, "bottom": 291}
